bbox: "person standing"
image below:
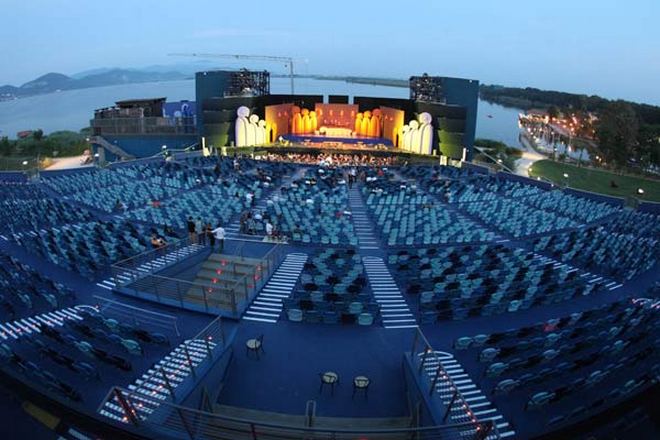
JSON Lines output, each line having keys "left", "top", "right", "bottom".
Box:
{"left": 265, "top": 221, "right": 273, "bottom": 240}
{"left": 212, "top": 223, "right": 225, "bottom": 253}
{"left": 196, "top": 217, "right": 204, "bottom": 245}
{"left": 206, "top": 223, "right": 215, "bottom": 250}
{"left": 187, "top": 216, "right": 196, "bottom": 243}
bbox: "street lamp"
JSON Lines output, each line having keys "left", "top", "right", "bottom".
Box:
{"left": 637, "top": 188, "right": 645, "bottom": 196}
{"left": 563, "top": 172, "right": 569, "bottom": 187}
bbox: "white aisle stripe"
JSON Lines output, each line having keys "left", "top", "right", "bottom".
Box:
{"left": 242, "top": 253, "right": 308, "bottom": 324}
{"left": 363, "top": 256, "right": 417, "bottom": 329}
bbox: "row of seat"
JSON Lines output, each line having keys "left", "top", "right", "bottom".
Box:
{"left": 15, "top": 221, "right": 174, "bottom": 279}
{"left": 265, "top": 170, "right": 356, "bottom": 244}
{"left": 522, "top": 190, "right": 620, "bottom": 223}
{"left": 452, "top": 298, "right": 659, "bottom": 433}
{"left": 285, "top": 249, "right": 379, "bottom": 325}
{"left": 533, "top": 225, "right": 658, "bottom": 281}
{"left": 360, "top": 180, "right": 495, "bottom": 245}
{"left": 453, "top": 298, "right": 643, "bottom": 351}
{"left": 604, "top": 209, "right": 660, "bottom": 239}
{"left": 423, "top": 175, "right": 544, "bottom": 204}
{"left": 0, "top": 252, "right": 76, "bottom": 322}
{"left": 0, "top": 181, "right": 50, "bottom": 200}
{"left": 128, "top": 182, "right": 259, "bottom": 230}
{"left": 390, "top": 245, "right": 599, "bottom": 320}
{"left": 0, "top": 197, "right": 94, "bottom": 233}
{"left": 459, "top": 198, "right": 578, "bottom": 238}
{"left": 0, "top": 306, "right": 173, "bottom": 404}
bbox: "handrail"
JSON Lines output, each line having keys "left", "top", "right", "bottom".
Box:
{"left": 112, "top": 234, "right": 195, "bottom": 271}
{"left": 114, "top": 239, "right": 284, "bottom": 317}
{"left": 92, "top": 295, "right": 180, "bottom": 336}
{"left": 410, "top": 328, "right": 491, "bottom": 432}
{"left": 106, "top": 385, "right": 497, "bottom": 440}
{"left": 97, "top": 316, "right": 226, "bottom": 415}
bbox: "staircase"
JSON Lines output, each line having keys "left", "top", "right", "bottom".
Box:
{"left": 419, "top": 351, "right": 516, "bottom": 438}
{"left": 96, "top": 243, "right": 204, "bottom": 290}
{"left": 348, "top": 187, "right": 380, "bottom": 250}
{"left": 242, "top": 253, "right": 308, "bottom": 323}
{"left": 99, "top": 339, "right": 217, "bottom": 423}
{"left": 90, "top": 135, "right": 135, "bottom": 161}
{"left": 362, "top": 257, "right": 417, "bottom": 329}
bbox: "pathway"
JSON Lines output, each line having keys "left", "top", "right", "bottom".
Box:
{"left": 419, "top": 351, "right": 515, "bottom": 438}
{"left": 348, "top": 187, "right": 381, "bottom": 250}
{"left": 241, "top": 253, "right": 308, "bottom": 324}
{"left": 363, "top": 256, "right": 417, "bottom": 330}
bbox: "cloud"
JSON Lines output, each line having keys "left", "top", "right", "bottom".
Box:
{"left": 189, "top": 28, "right": 291, "bottom": 39}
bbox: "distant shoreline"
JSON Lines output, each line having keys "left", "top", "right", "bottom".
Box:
{"left": 0, "top": 74, "right": 414, "bottom": 103}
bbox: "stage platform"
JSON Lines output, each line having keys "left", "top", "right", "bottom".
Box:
{"left": 282, "top": 134, "right": 393, "bottom": 148}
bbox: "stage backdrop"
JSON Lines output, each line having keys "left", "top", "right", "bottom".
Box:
{"left": 314, "top": 104, "right": 358, "bottom": 129}
{"left": 380, "top": 106, "right": 405, "bottom": 144}
{"left": 265, "top": 103, "right": 294, "bottom": 138}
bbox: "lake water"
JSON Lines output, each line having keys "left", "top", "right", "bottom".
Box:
{"left": 0, "top": 77, "right": 523, "bottom": 146}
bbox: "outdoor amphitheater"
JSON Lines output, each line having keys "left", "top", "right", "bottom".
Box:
{"left": 0, "top": 147, "right": 657, "bottom": 440}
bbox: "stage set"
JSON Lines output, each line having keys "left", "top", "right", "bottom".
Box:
{"left": 234, "top": 103, "right": 435, "bottom": 153}
{"left": 196, "top": 70, "right": 479, "bottom": 159}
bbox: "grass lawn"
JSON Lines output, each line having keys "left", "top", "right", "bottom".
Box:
{"left": 528, "top": 160, "right": 660, "bottom": 202}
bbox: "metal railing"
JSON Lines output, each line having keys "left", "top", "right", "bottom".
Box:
{"left": 93, "top": 295, "right": 181, "bottom": 336}
{"left": 98, "top": 316, "right": 227, "bottom": 416}
{"left": 91, "top": 116, "right": 196, "bottom": 135}
{"left": 103, "top": 385, "right": 500, "bottom": 440}
{"left": 112, "top": 239, "right": 284, "bottom": 317}
{"left": 409, "top": 328, "right": 498, "bottom": 438}
{"left": 111, "top": 235, "right": 202, "bottom": 285}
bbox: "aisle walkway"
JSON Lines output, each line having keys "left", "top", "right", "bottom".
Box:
{"left": 348, "top": 187, "right": 380, "bottom": 250}
{"left": 420, "top": 351, "right": 515, "bottom": 438}
{"left": 363, "top": 256, "right": 417, "bottom": 329}
{"left": 241, "top": 253, "right": 308, "bottom": 324}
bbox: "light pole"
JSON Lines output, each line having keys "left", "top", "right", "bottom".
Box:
{"left": 563, "top": 172, "right": 569, "bottom": 188}
{"left": 637, "top": 188, "right": 644, "bottom": 197}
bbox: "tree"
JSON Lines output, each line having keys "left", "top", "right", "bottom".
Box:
{"left": 636, "top": 124, "right": 660, "bottom": 167}
{"left": 0, "top": 137, "right": 12, "bottom": 156}
{"left": 596, "top": 101, "right": 639, "bottom": 168}
{"left": 33, "top": 129, "right": 44, "bottom": 141}
{"left": 547, "top": 106, "right": 559, "bottom": 121}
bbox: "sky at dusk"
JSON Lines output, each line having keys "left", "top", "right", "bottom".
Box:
{"left": 2, "top": 0, "right": 659, "bottom": 104}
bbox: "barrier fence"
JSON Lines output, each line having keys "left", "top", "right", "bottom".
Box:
{"left": 111, "top": 235, "right": 202, "bottom": 284}
{"left": 409, "top": 328, "right": 499, "bottom": 438}
{"left": 111, "top": 236, "right": 284, "bottom": 317}
{"left": 93, "top": 295, "right": 181, "bottom": 336}
{"left": 97, "top": 316, "right": 227, "bottom": 416}
{"left": 103, "top": 385, "right": 500, "bottom": 440}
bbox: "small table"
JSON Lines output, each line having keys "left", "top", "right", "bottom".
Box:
{"left": 319, "top": 371, "right": 339, "bottom": 395}
{"left": 352, "top": 375, "right": 370, "bottom": 399}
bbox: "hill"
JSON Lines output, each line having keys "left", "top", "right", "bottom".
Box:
{"left": 0, "top": 69, "right": 188, "bottom": 101}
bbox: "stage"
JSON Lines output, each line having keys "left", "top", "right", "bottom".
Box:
{"left": 281, "top": 133, "right": 393, "bottom": 149}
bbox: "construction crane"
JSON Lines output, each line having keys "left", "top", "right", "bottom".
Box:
{"left": 168, "top": 53, "right": 297, "bottom": 94}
